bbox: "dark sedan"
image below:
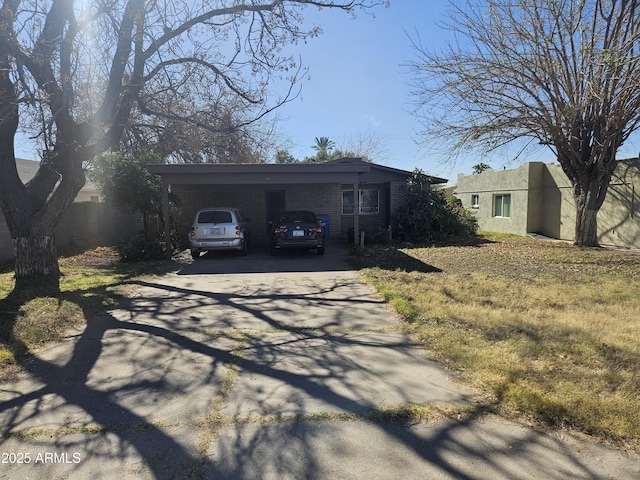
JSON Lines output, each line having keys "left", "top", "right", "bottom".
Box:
{"left": 270, "top": 210, "right": 325, "bottom": 255}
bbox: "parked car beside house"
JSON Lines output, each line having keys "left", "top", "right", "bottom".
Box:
{"left": 147, "top": 158, "right": 448, "bottom": 258}
{"left": 270, "top": 210, "right": 325, "bottom": 255}
{"left": 189, "top": 207, "right": 250, "bottom": 259}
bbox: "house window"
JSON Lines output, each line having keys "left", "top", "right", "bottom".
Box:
{"left": 493, "top": 194, "right": 511, "bottom": 218}
{"left": 342, "top": 189, "right": 379, "bottom": 215}
{"left": 471, "top": 194, "right": 479, "bottom": 208}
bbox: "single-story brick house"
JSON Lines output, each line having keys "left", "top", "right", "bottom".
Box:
{"left": 148, "top": 157, "right": 447, "bottom": 254}
{"left": 455, "top": 158, "right": 640, "bottom": 249}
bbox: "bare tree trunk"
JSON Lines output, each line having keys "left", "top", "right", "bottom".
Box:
{"left": 14, "top": 234, "right": 60, "bottom": 281}
{"left": 573, "top": 174, "right": 611, "bottom": 247}
{"left": 574, "top": 200, "right": 599, "bottom": 247}
{"left": 1, "top": 58, "right": 85, "bottom": 284}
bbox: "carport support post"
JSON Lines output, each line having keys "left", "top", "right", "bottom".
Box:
{"left": 163, "top": 179, "right": 171, "bottom": 260}
{"left": 353, "top": 173, "right": 360, "bottom": 246}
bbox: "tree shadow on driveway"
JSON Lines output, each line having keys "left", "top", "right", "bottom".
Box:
{"left": 0, "top": 251, "right": 630, "bottom": 479}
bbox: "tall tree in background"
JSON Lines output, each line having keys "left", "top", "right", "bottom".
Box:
{"left": 472, "top": 163, "right": 491, "bottom": 175}
{"left": 0, "top": 0, "right": 383, "bottom": 284}
{"left": 313, "top": 136, "right": 336, "bottom": 153}
{"left": 308, "top": 136, "right": 336, "bottom": 163}
{"left": 409, "top": 0, "right": 640, "bottom": 246}
{"left": 275, "top": 149, "right": 299, "bottom": 164}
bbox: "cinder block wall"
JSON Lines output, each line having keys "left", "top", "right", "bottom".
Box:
{"left": 0, "top": 202, "right": 143, "bottom": 263}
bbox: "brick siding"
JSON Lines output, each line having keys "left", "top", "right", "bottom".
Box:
{"left": 173, "top": 183, "right": 343, "bottom": 245}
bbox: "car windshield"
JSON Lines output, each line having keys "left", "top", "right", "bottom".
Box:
{"left": 198, "top": 211, "right": 232, "bottom": 224}
{"left": 277, "top": 212, "right": 316, "bottom": 224}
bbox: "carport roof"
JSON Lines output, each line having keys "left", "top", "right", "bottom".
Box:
{"left": 148, "top": 158, "right": 448, "bottom": 185}
{"left": 148, "top": 161, "right": 367, "bottom": 185}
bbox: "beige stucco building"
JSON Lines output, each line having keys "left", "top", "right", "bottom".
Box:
{"left": 455, "top": 159, "right": 640, "bottom": 249}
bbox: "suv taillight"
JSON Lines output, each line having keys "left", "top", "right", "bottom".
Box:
{"left": 310, "top": 227, "right": 323, "bottom": 233}
{"left": 190, "top": 227, "right": 195, "bottom": 237}
{"left": 235, "top": 226, "right": 241, "bottom": 236}
{"left": 274, "top": 227, "right": 287, "bottom": 233}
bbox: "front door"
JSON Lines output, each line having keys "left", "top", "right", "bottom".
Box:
{"left": 265, "top": 190, "right": 286, "bottom": 233}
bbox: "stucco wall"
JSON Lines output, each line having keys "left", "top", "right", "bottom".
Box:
{"left": 540, "top": 164, "right": 574, "bottom": 241}
{"left": 598, "top": 159, "right": 640, "bottom": 248}
{"left": 456, "top": 163, "right": 538, "bottom": 236}
{"left": 540, "top": 162, "right": 640, "bottom": 248}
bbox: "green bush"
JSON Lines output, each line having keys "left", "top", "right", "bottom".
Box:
{"left": 115, "top": 232, "right": 166, "bottom": 262}
{"left": 394, "top": 169, "right": 478, "bottom": 243}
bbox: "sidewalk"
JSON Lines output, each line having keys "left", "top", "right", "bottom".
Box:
{"left": 1, "top": 242, "right": 638, "bottom": 479}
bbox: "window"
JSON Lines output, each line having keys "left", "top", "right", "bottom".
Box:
{"left": 359, "top": 189, "right": 379, "bottom": 215}
{"left": 342, "top": 189, "right": 379, "bottom": 215}
{"left": 198, "top": 210, "right": 233, "bottom": 224}
{"left": 471, "top": 194, "right": 479, "bottom": 208}
{"left": 493, "top": 194, "right": 511, "bottom": 218}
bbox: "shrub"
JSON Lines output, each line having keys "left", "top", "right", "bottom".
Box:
{"left": 115, "top": 232, "right": 166, "bottom": 262}
{"left": 348, "top": 225, "right": 392, "bottom": 246}
{"left": 394, "top": 169, "right": 478, "bottom": 243}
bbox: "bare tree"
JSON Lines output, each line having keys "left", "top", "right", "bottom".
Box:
{"left": 121, "top": 101, "right": 281, "bottom": 164}
{"left": 0, "top": 0, "right": 384, "bottom": 284}
{"left": 335, "top": 129, "right": 390, "bottom": 163}
{"left": 408, "top": 0, "right": 640, "bottom": 246}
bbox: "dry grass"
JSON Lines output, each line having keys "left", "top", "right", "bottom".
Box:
{"left": 0, "top": 247, "right": 174, "bottom": 376}
{"left": 352, "top": 234, "right": 640, "bottom": 448}
{"left": 2, "top": 239, "right": 639, "bottom": 448}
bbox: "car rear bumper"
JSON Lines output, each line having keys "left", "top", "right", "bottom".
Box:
{"left": 190, "top": 238, "right": 244, "bottom": 251}
{"left": 273, "top": 239, "right": 324, "bottom": 249}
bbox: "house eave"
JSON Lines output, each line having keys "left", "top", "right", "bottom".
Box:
{"left": 148, "top": 162, "right": 372, "bottom": 185}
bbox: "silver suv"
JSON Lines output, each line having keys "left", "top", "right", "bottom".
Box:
{"left": 189, "top": 207, "right": 250, "bottom": 259}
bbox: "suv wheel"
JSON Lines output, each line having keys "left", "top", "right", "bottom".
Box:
{"left": 191, "top": 250, "right": 200, "bottom": 260}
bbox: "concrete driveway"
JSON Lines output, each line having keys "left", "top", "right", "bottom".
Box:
{"left": 1, "top": 242, "right": 638, "bottom": 479}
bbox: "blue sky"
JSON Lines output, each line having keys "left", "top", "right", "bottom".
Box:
{"left": 271, "top": 1, "right": 640, "bottom": 182}
{"left": 14, "top": 1, "right": 640, "bottom": 183}
{"left": 268, "top": 0, "right": 490, "bottom": 181}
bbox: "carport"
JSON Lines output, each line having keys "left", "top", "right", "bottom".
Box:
{"left": 149, "top": 160, "right": 372, "bottom": 259}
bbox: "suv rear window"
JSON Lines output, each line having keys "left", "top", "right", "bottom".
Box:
{"left": 198, "top": 211, "right": 233, "bottom": 224}
{"left": 277, "top": 212, "right": 316, "bottom": 224}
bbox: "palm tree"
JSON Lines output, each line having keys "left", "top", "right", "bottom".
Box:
{"left": 312, "top": 137, "right": 335, "bottom": 153}
{"left": 309, "top": 137, "right": 335, "bottom": 163}
{"left": 472, "top": 163, "right": 491, "bottom": 174}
